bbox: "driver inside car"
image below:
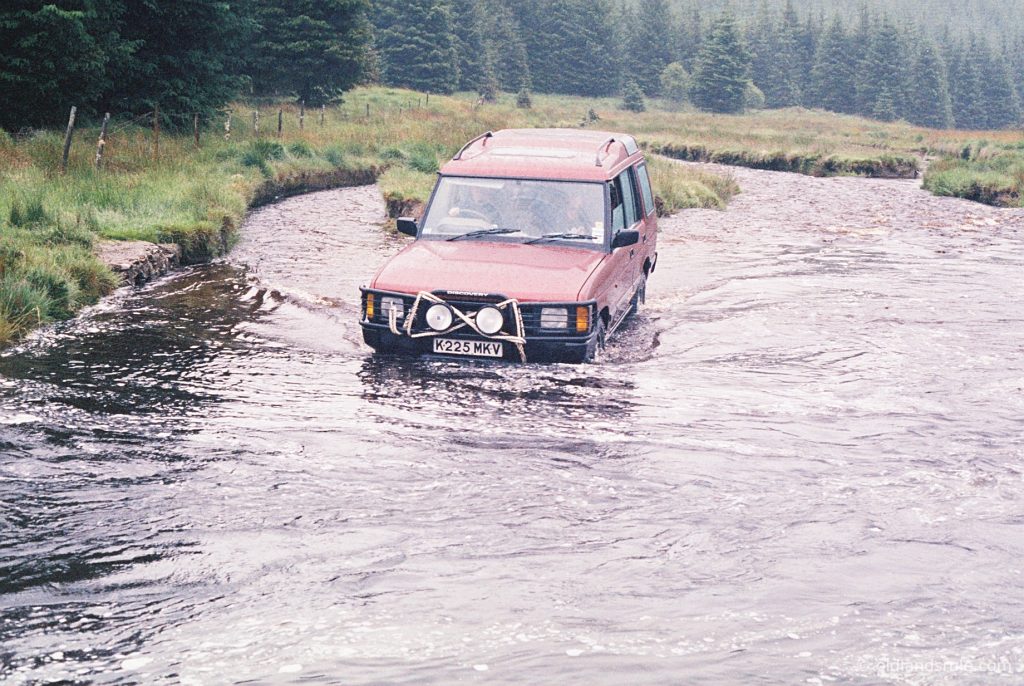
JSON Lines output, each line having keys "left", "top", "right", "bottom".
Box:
{"left": 503, "top": 183, "right": 570, "bottom": 236}
{"left": 447, "top": 183, "right": 497, "bottom": 225}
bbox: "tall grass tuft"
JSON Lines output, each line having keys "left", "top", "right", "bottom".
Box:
{"left": 9, "top": 194, "right": 49, "bottom": 226}
{"left": 648, "top": 157, "right": 739, "bottom": 212}
{"left": 405, "top": 142, "right": 441, "bottom": 174}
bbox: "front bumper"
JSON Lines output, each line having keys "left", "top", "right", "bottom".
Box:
{"left": 359, "top": 288, "right": 598, "bottom": 363}
{"left": 361, "top": 325, "right": 597, "bottom": 363}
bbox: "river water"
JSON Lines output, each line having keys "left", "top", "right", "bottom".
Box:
{"left": 2, "top": 165, "right": 1023, "bottom": 685}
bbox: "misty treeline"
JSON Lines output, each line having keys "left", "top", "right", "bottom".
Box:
{"left": 1, "top": 0, "right": 1022, "bottom": 133}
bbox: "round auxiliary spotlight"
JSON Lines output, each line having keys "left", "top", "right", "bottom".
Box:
{"left": 475, "top": 306, "right": 504, "bottom": 335}
{"left": 426, "top": 303, "right": 453, "bottom": 331}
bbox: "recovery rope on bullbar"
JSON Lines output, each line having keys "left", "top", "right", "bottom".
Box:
{"left": 387, "top": 291, "right": 527, "bottom": 362}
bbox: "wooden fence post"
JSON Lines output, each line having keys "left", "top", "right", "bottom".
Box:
{"left": 320, "top": 104, "right": 325, "bottom": 126}
{"left": 253, "top": 109, "right": 259, "bottom": 136}
{"left": 194, "top": 113, "right": 200, "bottom": 148}
{"left": 366, "top": 103, "right": 370, "bottom": 118}
{"left": 224, "top": 110, "right": 231, "bottom": 140}
{"left": 277, "top": 109, "right": 283, "bottom": 137}
{"left": 94, "top": 112, "right": 110, "bottom": 169}
{"left": 153, "top": 104, "right": 160, "bottom": 161}
{"left": 60, "top": 106, "right": 77, "bottom": 173}
{"left": 299, "top": 100, "right": 305, "bottom": 131}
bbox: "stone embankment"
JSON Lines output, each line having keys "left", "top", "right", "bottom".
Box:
{"left": 96, "top": 241, "right": 181, "bottom": 286}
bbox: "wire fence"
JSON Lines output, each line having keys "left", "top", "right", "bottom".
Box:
{"left": 26, "top": 97, "right": 437, "bottom": 172}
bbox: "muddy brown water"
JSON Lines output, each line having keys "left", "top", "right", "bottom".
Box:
{"left": 1, "top": 164, "right": 1023, "bottom": 685}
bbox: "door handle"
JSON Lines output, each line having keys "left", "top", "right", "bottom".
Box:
{"left": 629, "top": 249, "right": 635, "bottom": 258}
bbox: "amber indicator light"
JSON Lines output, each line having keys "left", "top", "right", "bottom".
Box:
{"left": 576, "top": 306, "right": 589, "bottom": 333}
{"left": 365, "top": 293, "right": 375, "bottom": 319}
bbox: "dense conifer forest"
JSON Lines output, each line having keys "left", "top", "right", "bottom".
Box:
{"left": 0, "top": 0, "right": 1021, "bottom": 132}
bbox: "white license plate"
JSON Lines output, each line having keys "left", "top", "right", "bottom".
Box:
{"left": 432, "top": 338, "right": 503, "bottom": 358}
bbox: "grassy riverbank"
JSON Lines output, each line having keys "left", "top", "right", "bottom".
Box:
{"left": 922, "top": 143, "right": 1024, "bottom": 207}
{"left": 2, "top": 87, "right": 1022, "bottom": 344}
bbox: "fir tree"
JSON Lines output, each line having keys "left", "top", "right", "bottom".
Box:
{"left": 850, "top": 7, "right": 875, "bottom": 114}
{"left": 747, "top": 4, "right": 800, "bottom": 108}
{"left": 374, "top": 0, "right": 459, "bottom": 94}
{"left": 608, "top": 1, "right": 632, "bottom": 93}
{"left": 621, "top": 79, "right": 646, "bottom": 112}
{"left": 871, "top": 86, "right": 898, "bottom": 121}
{"left": 744, "top": 81, "right": 766, "bottom": 109}
{"left": 1009, "top": 35, "right": 1024, "bottom": 112}
{"left": 794, "top": 12, "right": 822, "bottom": 102}
{"left": 908, "top": 39, "right": 954, "bottom": 129}
{"left": 528, "top": 0, "right": 617, "bottom": 97}
{"left": 808, "top": 16, "right": 855, "bottom": 113}
{"left": 678, "top": 8, "right": 703, "bottom": 71}
{"left": 746, "top": 5, "right": 775, "bottom": 107}
{"left": 0, "top": 1, "right": 127, "bottom": 129}
{"left": 450, "top": 0, "right": 487, "bottom": 92}
{"left": 478, "top": 50, "right": 499, "bottom": 102}
{"left": 516, "top": 87, "right": 532, "bottom": 109}
{"left": 576, "top": 0, "right": 620, "bottom": 96}
{"left": 486, "top": 0, "right": 530, "bottom": 92}
{"left": 626, "top": 0, "right": 674, "bottom": 96}
{"left": 250, "top": 0, "right": 370, "bottom": 106}
{"left": 691, "top": 12, "right": 751, "bottom": 114}
{"left": 855, "top": 15, "right": 909, "bottom": 120}
{"left": 774, "top": 0, "right": 804, "bottom": 106}
{"left": 949, "top": 38, "right": 987, "bottom": 129}
{"left": 109, "top": 0, "right": 253, "bottom": 126}
{"left": 660, "top": 62, "right": 691, "bottom": 107}
{"left": 980, "top": 49, "right": 1022, "bottom": 129}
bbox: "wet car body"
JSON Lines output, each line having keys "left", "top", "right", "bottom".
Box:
{"left": 360, "top": 128, "right": 659, "bottom": 363}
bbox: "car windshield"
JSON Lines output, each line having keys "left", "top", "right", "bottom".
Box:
{"left": 421, "top": 177, "right": 605, "bottom": 243}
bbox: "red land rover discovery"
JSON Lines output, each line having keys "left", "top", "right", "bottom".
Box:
{"left": 360, "top": 128, "right": 658, "bottom": 363}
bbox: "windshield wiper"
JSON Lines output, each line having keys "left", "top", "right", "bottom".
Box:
{"left": 525, "top": 233, "right": 598, "bottom": 245}
{"left": 447, "top": 227, "right": 520, "bottom": 241}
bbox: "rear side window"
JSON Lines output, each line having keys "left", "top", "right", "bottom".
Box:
{"left": 636, "top": 163, "right": 656, "bottom": 216}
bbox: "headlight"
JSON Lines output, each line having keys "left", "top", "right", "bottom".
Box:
{"left": 426, "top": 303, "right": 453, "bottom": 331}
{"left": 475, "top": 306, "right": 504, "bottom": 335}
{"left": 381, "top": 296, "right": 404, "bottom": 319}
{"left": 540, "top": 307, "right": 568, "bottom": 329}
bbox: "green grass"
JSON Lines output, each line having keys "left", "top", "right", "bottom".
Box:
{"left": 922, "top": 149, "right": 1024, "bottom": 207}
{"left": 2, "top": 86, "right": 1022, "bottom": 345}
{"left": 647, "top": 156, "right": 739, "bottom": 211}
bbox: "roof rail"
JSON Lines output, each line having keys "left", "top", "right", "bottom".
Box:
{"left": 595, "top": 137, "right": 617, "bottom": 166}
{"left": 453, "top": 131, "right": 494, "bottom": 160}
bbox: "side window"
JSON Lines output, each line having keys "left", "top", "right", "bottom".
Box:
{"left": 619, "top": 169, "right": 639, "bottom": 227}
{"left": 636, "top": 162, "right": 656, "bottom": 216}
{"left": 610, "top": 177, "right": 625, "bottom": 231}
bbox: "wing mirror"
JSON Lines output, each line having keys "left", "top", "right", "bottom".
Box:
{"left": 611, "top": 229, "right": 639, "bottom": 249}
{"left": 397, "top": 217, "right": 418, "bottom": 237}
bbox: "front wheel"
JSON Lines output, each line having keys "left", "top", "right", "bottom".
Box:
{"left": 584, "top": 319, "right": 606, "bottom": 363}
